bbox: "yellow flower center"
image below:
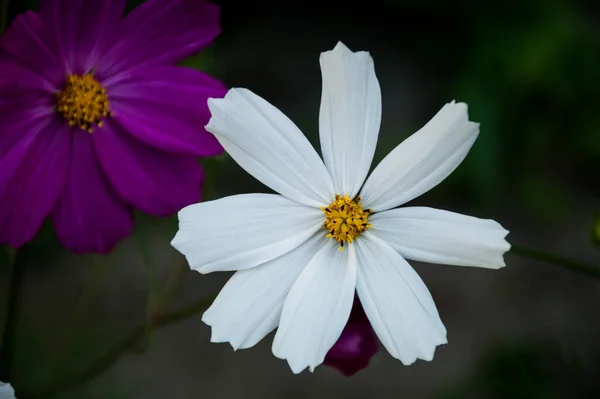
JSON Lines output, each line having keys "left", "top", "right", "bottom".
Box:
{"left": 322, "top": 194, "right": 372, "bottom": 251}
{"left": 55, "top": 73, "right": 111, "bottom": 133}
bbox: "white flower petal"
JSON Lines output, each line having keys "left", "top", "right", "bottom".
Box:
{"left": 171, "top": 194, "right": 323, "bottom": 274}
{"left": 206, "top": 88, "right": 335, "bottom": 207}
{"left": 355, "top": 232, "right": 447, "bottom": 365}
{"left": 360, "top": 101, "right": 479, "bottom": 211}
{"left": 272, "top": 240, "right": 357, "bottom": 373}
{"left": 318, "top": 42, "right": 381, "bottom": 197}
{"left": 370, "top": 207, "right": 510, "bottom": 269}
{"left": 0, "top": 383, "right": 15, "bottom": 399}
{"left": 202, "top": 233, "right": 328, "bottom": 350}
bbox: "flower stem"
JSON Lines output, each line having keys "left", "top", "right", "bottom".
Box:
{"left": 20, "top": 294, "right": 216, "bottom": 398}
{"left": 50, "top": 256, "right": 110, "bottom": 379}
{"left": 510, "top": 244, "right": 600, "bottom": 279}
{"left": 155, "top": 259, "right": 188, "bottom": 316}
{"left": 19, "top": 244, "right": 599, "bottom": 397}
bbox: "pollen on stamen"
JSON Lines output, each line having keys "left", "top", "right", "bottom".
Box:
{"left": 55, "top": 73, "right": 111, "bottom": 133}
{"left": 321, "top": 194, "right": 373, "bottom": 251}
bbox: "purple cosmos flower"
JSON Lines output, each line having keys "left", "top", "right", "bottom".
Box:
{"left": 324, "top": 297, "right": 378, "bottom": 376}
{"left": 0, "top": 0, "right": 225, "bottom": 253}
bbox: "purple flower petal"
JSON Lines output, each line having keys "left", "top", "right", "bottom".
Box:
{"left": 38, "top": 0, "right": 126, "bottom": 75}
{"left": 0, "top": 57, "right": 55, "bottom": 94}
{"left": 324, "top": 297, "right": 378, "bottom": 377}
{"left": 107, "top": 65, "right": 225, "bottom": 156}
{"left": 52, "top": 132, "right": 134, "bottom": 254}
{"left": 0, "top": 93, "right": 53, "bottom": 155}
{"left": 0, "top": 11, "right": 62, "bottom": 87}
{"left": 0, "top": 118, "right": 70, "bottom": 247}
{"left": 0, "top": 71, "right": 55, "bottom": 192}
{"left": 94, "top": 119, "right": 203, "bottom": 217}
{"left": 95, "top": 0, "right": 220, "bottom": 79}
{"left": 0, "top": 117, "right": 50, "bottom": 193}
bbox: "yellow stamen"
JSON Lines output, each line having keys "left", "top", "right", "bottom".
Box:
{"left": 55, "top": 73, "right": 111, "bottom": 133}
{"left": 321, "top": 194, "right": 372, "bottom": 251}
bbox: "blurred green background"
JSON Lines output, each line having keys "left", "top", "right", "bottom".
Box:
{"left": 1, "top": 0, "right": 600, "bottom": 398}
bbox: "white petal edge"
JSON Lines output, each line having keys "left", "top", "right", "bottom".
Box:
{"left": 369, "top": 207, "right": 510, "bottom": 269}
{"left": 355, "top": 232, "right": 447, "bottom": 365}
{"left": 360, "top": 101, "right": 479, "bottom": 211}
{"left": 318, "top": 41, "right": 381, "bottom": 197}
{"left": 272, "top": 240, "right": 357, "bottom": 374}
{"left": 171, "top": 194, "right": 323, "bottom": 274}
{"left": 202, "top": 233, "right": 329, "bottom": 350}
{"left": 206, "top": 88, "right": 335, "bottom": 207}
{"left": 0, "top": 383, "right": 15, "bottom": 399}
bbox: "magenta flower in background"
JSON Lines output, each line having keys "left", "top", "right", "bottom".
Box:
{"left": 324, "top": 297, "right": 378, "bottom": 376}
{"left": 0, "top": 0, "right": 225, "bottom": 253}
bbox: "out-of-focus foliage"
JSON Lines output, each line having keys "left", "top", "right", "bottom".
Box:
{"left": 414, "top": 0, "right": 600, "bottom": 220}
{"left": 455, "top": 1, "right": 599, "bottom": 218}
{"left": 439, "top": 340, "right": 600, "bottom": 399}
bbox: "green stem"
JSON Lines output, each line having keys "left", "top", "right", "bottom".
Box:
{"left": 20, "top": 294, "right": 216, "bottom": 398}
{"left": 50, "top": 256, "right": 110, "bottom": 378}
{"left": 135, "top": 259, "right": 188, "bottom": 355}
{"left": 150, "top": 295, "right": 216, "bottom": 327}
{"left": 510, "top": 244, "right": 600, "bottom": 279}
{"left": 20, "top": 243, "right": 599, "bottom": 397}
{"left": 155, "top": 260, "right": 187, "bottom": 314}
{"left": 137, "top": 227, "right": 160, "bottom": 310}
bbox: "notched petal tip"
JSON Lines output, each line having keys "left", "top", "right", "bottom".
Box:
{"left": 490, "top": 221, "right": 512, "bottom": 268}
{"left": 206, "top": 96, "right": 224, "bottom": 114}
{"left": 332, "top": 41, "right": 351, "bottom": 53}
{"left": 442, "top": 101, "right": 480, "bottom": 141}
{"left": 398, "top": 336, "right": 447, "bottom": 366}
{"left": 205, "top": 88, "right": 256, "bottom": 133}
{"left": 172, "top": 226, "right": 190, "bottom": 248}
{"left": 419, "top": 338, "right": 447, "bottom": 363}
{"left": 445, "top": 101, "right": 480, "bottom": 126}
{"left": 207, "top": 89, "right": 240, "bottom": 110}
{"left": 221, "top": 87, "right": 250, "bottom": 99}
{"left": 272, "top": 349, "right": 308, "bottom": 374}
{"left": 321, "top": 41, "right": 372, "bottom": 61}
{"left": 445, "top": 100, "right": 468, "bottom": 115}
{"left": 176, "top": 201, "right": 203, "bottom": 220}
{"left": 203, "top": 318, "right": 246, "bottom": 351}
{"left": 202, "top": 315, "right": 232, "bottom": 347}
{"left": 288, "top": 359, "right": 310, "bottom": 375}
{"left": 208, "top": 328, "right": 229, "bottom": 346}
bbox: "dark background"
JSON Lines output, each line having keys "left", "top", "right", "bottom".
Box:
{"left": 1, "top": 0, "right": 600, "bottom": 397}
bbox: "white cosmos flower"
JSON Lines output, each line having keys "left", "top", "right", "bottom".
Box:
{"left": 171, "top": 41, "right": 510, "bottom": 373}
{"left": 0, "top": 382, "right": 15, "bottom": 399}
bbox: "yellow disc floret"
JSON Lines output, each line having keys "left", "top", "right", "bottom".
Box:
{"left": 322, "top": 194, "right": 373, "bottom": 251}
{"left": 55, "top": 73, "right": 111, "bottom": 133}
